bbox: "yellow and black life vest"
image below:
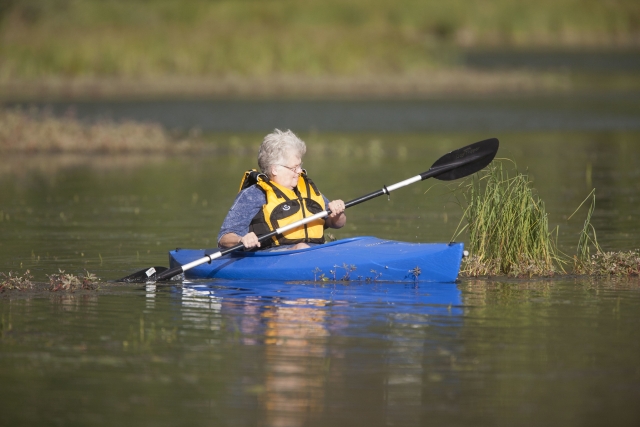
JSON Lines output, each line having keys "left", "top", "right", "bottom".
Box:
{"left": 238, "top": 169, "right": 326, "bottom": 248}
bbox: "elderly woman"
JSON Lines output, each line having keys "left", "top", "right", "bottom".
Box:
{"left": 218, "top": 129, "right": 346, "bottom": 251}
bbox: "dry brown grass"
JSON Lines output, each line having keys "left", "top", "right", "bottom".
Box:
{"left": 578, "top": 251, "right": 640, "bottom": 277}
{"left": 0, "top": 107, "right": 197, "bottom": 153}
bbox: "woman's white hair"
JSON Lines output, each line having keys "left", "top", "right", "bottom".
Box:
{"left": 258, "top": 129, "right": 306, "bottom": 177}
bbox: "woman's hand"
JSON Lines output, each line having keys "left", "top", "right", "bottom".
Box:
{"left": 240, "top": 232, "right": 260, "bottom": 249}
{"left": 326, "top": 199, "right": 347, "bottom": 229}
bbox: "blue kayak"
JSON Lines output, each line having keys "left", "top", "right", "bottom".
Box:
{"left": 169, "top": 236, "right": 464, "bottom": 283}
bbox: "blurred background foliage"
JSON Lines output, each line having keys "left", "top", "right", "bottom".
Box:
{"left": 0, "top": 0, "right": 638, "bottom": 80}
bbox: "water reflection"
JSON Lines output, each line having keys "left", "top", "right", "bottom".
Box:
{"left": 261, "top": 301, "right": 329, "bottom": 427}
{"left": 175, "top": 280, "right": 462, "bottom": 426}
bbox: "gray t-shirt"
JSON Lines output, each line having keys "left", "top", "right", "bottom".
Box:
{"left": 217, "top": 185, "right": 330, "bottom": 246}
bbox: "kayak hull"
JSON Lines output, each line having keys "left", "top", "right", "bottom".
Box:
{"left": 169, "top": 237, "right": 464, "bottom": 283}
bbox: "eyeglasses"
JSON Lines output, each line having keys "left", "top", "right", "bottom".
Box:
{"left": 277, "top": 162, "right": 303, "bottom": 173}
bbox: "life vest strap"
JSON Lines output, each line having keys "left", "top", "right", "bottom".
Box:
{"left": 238, "top": 169, "right": 268, "bottom": 193}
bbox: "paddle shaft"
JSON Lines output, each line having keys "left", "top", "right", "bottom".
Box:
{"left": 344, "top": 164, "right": 454, "bottom": 209}
{"left": 155, "top": 163, "right": 464, "bottom": 281}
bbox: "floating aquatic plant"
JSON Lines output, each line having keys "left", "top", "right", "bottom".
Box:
{"left": 0, "top": 270, "right": 34, "bottom": 291}
{"left": 48, "top": 269, "right": 100, "bottom": 292}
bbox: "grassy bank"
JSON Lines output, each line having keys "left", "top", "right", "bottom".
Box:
{"left": 0, "top": 107, "right": 198, "bottom": 153}
{"left": 0, "top": 0, "right": 638, "bottom": 99}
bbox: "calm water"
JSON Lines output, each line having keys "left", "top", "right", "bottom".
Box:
{"left": 2, "top": 279, "right": 638, "bottom": 426}
{"left": 8, "top": 93, "right": 640, "bottom": 133}
{"left": 1, "top": 96, "right": 640, "bottom": 425}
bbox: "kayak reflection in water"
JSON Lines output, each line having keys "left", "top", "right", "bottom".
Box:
{"left": 217, "top": 129, "right": 346, "bottom": 251}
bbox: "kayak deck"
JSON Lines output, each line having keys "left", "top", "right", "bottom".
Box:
{"left": 169, "top": 236, "right": 464, "bottom": 283}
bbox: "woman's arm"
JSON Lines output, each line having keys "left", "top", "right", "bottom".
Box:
{"left": 217, "top": 186, "right": 266, "bottom": 248}
{"left": 219, "top": 232, "right": 261, "bottom": 249}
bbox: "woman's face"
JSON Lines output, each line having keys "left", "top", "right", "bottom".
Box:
{"left": 271, "top": 153, "right": 303, "bottom": 190}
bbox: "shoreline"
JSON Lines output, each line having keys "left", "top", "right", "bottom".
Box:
{"left": 0, "top": 70, "right": 577, "bottom": 102}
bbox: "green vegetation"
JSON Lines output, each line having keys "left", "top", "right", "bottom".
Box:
{"left": 0, "top": 0, "right": 637, "bottom": 85}
{"left": 454, "top": 160, "right": 639, "bottom": 278}
{"left": 453, "top": 161, "right": 562, "bottom": 277}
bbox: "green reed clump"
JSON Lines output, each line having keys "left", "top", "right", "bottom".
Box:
{"left": 0, "top": 270, "right": 34, "bottom": 291}
{"left": 453, "top": 161, "right": 561, "bottom": 277}
{"left": 48, "top": 269, "right": 100, "bottom": 291}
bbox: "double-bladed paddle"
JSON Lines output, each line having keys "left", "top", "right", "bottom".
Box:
{"left": 118, "top": 137, "right": 499, "bottom": 283}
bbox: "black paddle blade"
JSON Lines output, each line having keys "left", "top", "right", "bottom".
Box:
{"left": 428, "top": 138, "right": 499, "bottom": 181}
{"left": 117, "top": 266, "right": 169, "bottom": 283}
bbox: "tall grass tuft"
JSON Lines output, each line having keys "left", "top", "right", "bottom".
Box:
{"left": 567, "top": 190, "right": 640, "bottom": 276}
{"left": 453, "top": 160, "right": 561, "bottom": 277}
{"left": 569, "top": 189, "right": 601, "bottom": 273}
